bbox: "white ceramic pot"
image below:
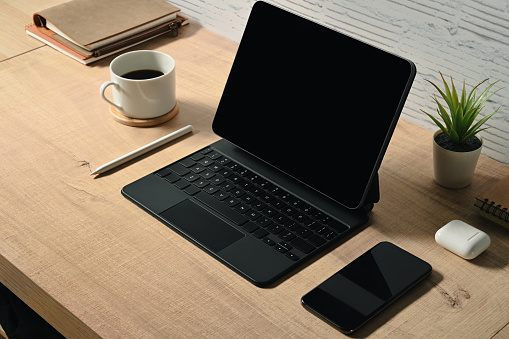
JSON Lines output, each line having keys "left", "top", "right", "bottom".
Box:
{"left": 433, "top": 130, "right": 483, "bottom": 188}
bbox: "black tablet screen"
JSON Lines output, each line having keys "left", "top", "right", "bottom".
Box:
{"left": 212, "top": 1, "right": 415, "bottom": 209}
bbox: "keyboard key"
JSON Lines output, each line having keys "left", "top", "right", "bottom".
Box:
{"left": 225, "top": 197, "right": 240, "bottom": 207}
{"left": 281, "top": 206, "right": 296, "bottom": 216}
{"left": 262, "top": 237, "right": 275, "bottom": 246}
{"left": 230, "top": 188, "right": 246, "bottom": 198}
{"left": 255, "top": 217, "right": 272, "bottom": 228}
{"left": 316, "top": 226, "right": 329, "bottom": 235}
{"left": 179, "top": 158, "right": 196, "bottom": 168}
{"left": 247, "top": 186, "right": 264, "bottom": 196}
{"left": 184, "top": 185, "right": 201, "bottom": 196}
{"left": 303, "top": 220, "right": 321, "bottom": 230}
{"left": 325, "top": 231, "right": 338, "bottom": 240}
{"left": 274, "top": 244, "right": 288, "bottom": 253}
{"left": 258, "top": 180, "right": 270, "bottom": 188}
{"left": 260, "top": 181, "right": 275, "bottom": 191}
{"left": 190, "top": 165, "right": 206, "bottom": 173}
{"left": 239, "top": 194, "right": 255, "bottom": 204}
{"left": 263, "top": 207, "right": 278, "bottom": 217}
{"left": 217, "top": 157, "right": 231, "bottom": 165}
{"left": 308, "top": 234, "right": 326, "bottom": 247}
{"left": 199, "top": 158, "right": 214, "bottom": 166}
{"left": 156, "top": 168, "right": 173, "bottom": 177}
{"left": 260, "top": 194, "right": 274, "bottom": 203}
{"left": 246, "top": 174, "right": 261, "bottom": 183}
{"left": 228, "top": 175, "right": 242, "bottom": 183}
{"left": 238, "top": 181, "right": 253, "bottom": 190}
{"left": 237, "top": 168, "right": 250, "bottom": 176}
{"left": 290, "top": 237, "right": 315, "bottom": 254}
{"left": 209, "top": 177, "right": 225, "bottom": 186}
{"left": 267, "top": 224, "right": 284, "bottom": 235}
{"left": 183, "top": 173, "right": 200, "bottom": 182}
{"left": 317, "top": 214, "right": 331, "bottom": 224}
{"left": 273, "top": 213, "right": 289, "bottom": 224}
{"left": 241, "top": 222, "right": 259, "bottom": 233}
{"left": 253, "top": 229, "right": 268, "bottom": 239}
{"left": 200, "top": 170, "right": 215, "bottom": 179}
{"left": 246, "top": 210, "right": 262, "bottom": 221}
{"left": 163, "top": 173, "right": 180, "bottom": 183}
{"left": 228, "top": 163, "right": 241, "bottom": 171}
{"left": 233, "top": 165, "right": 247, "bottom": 174}
{"left": 285, "top": 252, "right": 300, "bottom": 261}
{"left": 195, "top": 191, "right": 247, "bottom": 225}
{"left": 203, "top": 185, "right": 220, "bottom": 194}
{"left": 291, "top": 199, "right": 304, "bottom": 208}
{"left": 234, "top": 204, "right": 250, "bottom": 214}
{"left": 169, "top": 163, "right": 190, "bottom": 176}
{"left": 279, "top": 231, "right": 296, "bottom": 242}
{"left": 283, "top": 220, "right": 300, "bottom": 231}
{"left": 209, "top": 164, "right": 223, "bottom": 172}
{"left": 251, "top": 201, "right": 267, "bottom": 211}
{"left": 219, "top": 181, "right": 235, "bottom": 191}
{"left": 213, "top": 191, "right": 230, "bottom": 201}
{"left": 295, "top": 227, "right": 312, "bottom": 238}
{"left": 270, "top": 186, "right": 282, "bottom": 196}
{"left": 194, "top": 179, "right": 209, "bottom": 188}
{"left": 190, "top": 153, "right": 205, "bottom": 161}
{"left": 174, "top": 179, "right": 190, "bottom": 190}
{"left": 327, "top": 219, "right": 349, "bottom": 233}
{"left": 292, "top": 213, "right": 308, "bottom": 223}
{"left": 312, "top": 211, "right": 324, "bottom": 220}
{"left": 278, "top": 241, "right": 293, "bottom": 251}
{"left": 207, "top": 151, "right": 223, "bottom": 160}
{"left": 269, "top": 200, "right": 285, "bottom": 209}
{"left": 280, "top": 192, "right": 295, "bottom": 202}
{"left": 218, "top": 169, "right": 233, "bottom": 178}
{"left": 300, "top": 204, "right": 317, "bottom": 215}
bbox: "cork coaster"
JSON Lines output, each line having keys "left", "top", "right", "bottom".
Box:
{"left": 109, "top": 101, "right": 179, "bottom": 127}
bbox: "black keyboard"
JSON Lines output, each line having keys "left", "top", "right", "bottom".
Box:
{"left": 155, "top": 147, "right": 349, "bottom": 261}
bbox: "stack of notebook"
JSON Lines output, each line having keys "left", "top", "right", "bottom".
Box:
{"left": 26, "top": 0, "right": 187, "bottom": 64}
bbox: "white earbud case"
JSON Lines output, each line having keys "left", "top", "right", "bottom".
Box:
{"left": 435, "top": 220, "right": 490, "bottom": 260}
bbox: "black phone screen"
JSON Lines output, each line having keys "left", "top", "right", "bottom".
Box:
{"left": 301, "top": 242, "right": 432, "bottom": 333}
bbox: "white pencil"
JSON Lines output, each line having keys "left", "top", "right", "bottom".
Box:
{"left": 90, "top": 125, "right": 193, "bottom": 176}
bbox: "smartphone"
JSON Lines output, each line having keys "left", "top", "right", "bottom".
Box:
{"left": 301, "top": 242, "right": 432, "bottom": 333}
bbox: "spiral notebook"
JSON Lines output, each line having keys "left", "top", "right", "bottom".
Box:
{"left": 475, "top": 174, "right": 509, "bottom": 228}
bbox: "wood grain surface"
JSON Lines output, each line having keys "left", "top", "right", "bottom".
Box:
{"left": 1, "top": 4, "right": 509, "bottom": 338}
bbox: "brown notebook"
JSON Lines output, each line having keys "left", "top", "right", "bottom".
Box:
{"left": 26, "top": 15, "right": 186, "bottom": 65}
{"left": 33, "top": 0, "right": 180, "bottom": 51}
{"left": 475, "top": 174, "right": 509, "bottom": 228}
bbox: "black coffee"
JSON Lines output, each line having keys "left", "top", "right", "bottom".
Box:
{"left": 121, "top": 69, "right": 164, "bottom": 80}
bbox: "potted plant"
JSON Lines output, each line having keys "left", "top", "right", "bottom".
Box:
{"left": 421, "top": 72, "right": 501, "bottom": 188}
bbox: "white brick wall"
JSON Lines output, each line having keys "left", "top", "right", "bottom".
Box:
{"left": 172, "top": 0, "right": 509, "bottom": 165}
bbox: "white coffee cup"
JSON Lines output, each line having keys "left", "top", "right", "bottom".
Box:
{"left": 100, "top": 50, "right": 176, "bottom": 119}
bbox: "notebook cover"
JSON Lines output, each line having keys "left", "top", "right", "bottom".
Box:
{"left": 26, "top": 24, "right": 91, "bottom": 61}
{"left": 26, "top": 16, "right": 187, "bottom": 65}
{"left": 33, "top": 0, "right": 180, "bottom": 50}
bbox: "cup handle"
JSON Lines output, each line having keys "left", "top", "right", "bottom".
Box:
{"left": 100, "top": 81, "right": 122, "bottom": 111}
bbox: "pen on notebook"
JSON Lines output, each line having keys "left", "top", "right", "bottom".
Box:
{"left": 90, "top": 125, "right": 193, "bottom": 176}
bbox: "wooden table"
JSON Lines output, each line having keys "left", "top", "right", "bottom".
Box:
{"left": 1, "top": 5, "right": 509, "bottom": 339}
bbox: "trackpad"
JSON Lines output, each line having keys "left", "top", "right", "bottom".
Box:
{"left": 160, "top": 199, "right": 244, "bottom": 253}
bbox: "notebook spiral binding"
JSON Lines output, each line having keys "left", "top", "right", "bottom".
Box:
{"left": 480, "top": 198, "right": 509, "bottom": 222}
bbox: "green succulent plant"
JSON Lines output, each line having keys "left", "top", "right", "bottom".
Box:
{"left": 421, "top": 72, "right": 501, "bottom": 144}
